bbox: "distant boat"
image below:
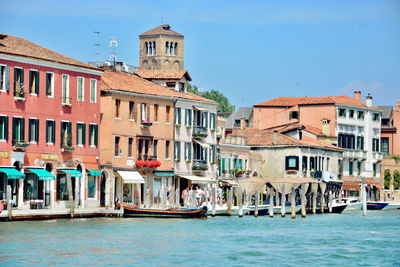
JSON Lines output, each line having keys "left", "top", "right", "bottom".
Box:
{"left": 367, "top": 201, "right": 389, "bottom": 210}
{"left": 206, "top": 203, "right": 250, "bottom": 216}
{"left": 306, "top": 201, "right": 347, "bottom": 214}
{"left": 340, "top": 198, "right": 363, "bottom": 212}
{"left": 247, "top": 204, "right": 301, "bottom": 215}
{"left": 117, "top": 203, "right": 208, "bottom": 218}
{"left": 382, "top": 202, "right": 400, "bottom": 210}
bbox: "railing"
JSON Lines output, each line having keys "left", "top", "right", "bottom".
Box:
{"left": 192, "top": 126, "right": 208, "bottom": 138}
{"left": 343, "top": 149, "right": 367, "bottom": 160}
{"left": 137, "top": 154, "right": 157, "bottom": 160}
{"left": 61, "top": 96, "right": 72, "bottom": 106}
{"left": 192, "top": 159, "right": 208, "bottom": 171}
{"left": 372, "top": 152, "right": 384, "bottom": 161}
{"left": 12, "top": 139, "right": 29, "bottom": 149}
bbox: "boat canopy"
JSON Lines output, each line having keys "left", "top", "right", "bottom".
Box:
{"left": 115, "top": 171, "right": 144, "bottom": 184}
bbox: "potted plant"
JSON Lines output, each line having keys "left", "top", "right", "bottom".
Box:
{"left": 142, "top": 120, "right": 153, "bottom": 126}
{"left": 175, "top": 124, "right": 181, "bottom": 129}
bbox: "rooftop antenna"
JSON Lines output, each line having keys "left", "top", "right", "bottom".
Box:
{"left": 109, "top": 37, "right": 118, "bottom": 67}
{"left": 94, "top": 31, "right": 100, "bottom": 66}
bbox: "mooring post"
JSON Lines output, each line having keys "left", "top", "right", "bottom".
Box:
{"left": 254, "top": 191, "right": 259, "bottom": 217}
{"left": 227, "top": 188, "right": 232, "bottom": 216}
{"left": 7, "top": 185, "right": 12, "bottom": 221}
{"left": 281, "top": 184, "right": 286, "bottom": 217}
{"left": 238, "top": 187, "right": 243, "bottom": 217}
{"left": 301, "top": 184, "right": 306, "bottom": 218}
{"left": 66, "top": 172, "right": 75, "bottom": 218}
{"left": 291, "top": 187, "right": 296, "bottom": 219}
{"left": 362, "top": 177, "right": 367, "bottom": 216}
{"left": 269, "top": 187, "right": 274, "bottom": 218}
{"left": 328, "top": 190, "right": 333, "bottom": 213}
{"left": 312, "top": 193, "right": 317, "bottom": 214}
{"left": 320, "top": 192, "right": 325, "bottom": 214}
{"left": 212, "top": 186, "right": 216, "bottom": 217}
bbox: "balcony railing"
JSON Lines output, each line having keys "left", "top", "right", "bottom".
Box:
{"left": 62, "top": 96, "right": 72, "bottom": 106}
{"left": 343, "top": 149, "right": 367, "bottom": 160}
{"left": 12, "top": 139, "right": 29, "bottom": 150}
{"left": 372, "top": 152, "right": 384, "bottom": 161}
{"left": 192, "top": 159, "right": 208, "bottom": 171}
{"left": 193, "top": 126, "right": 208, "bottom": 138}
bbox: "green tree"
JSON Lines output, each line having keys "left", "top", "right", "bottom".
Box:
{"left": 384, "top": 169, "right": 391, "bottom": 190}
{"left": 187, "top": 83, "right": 235, "bottom": 115}
{"left": 393, "top": 169, "right": 400, "bottom": 190}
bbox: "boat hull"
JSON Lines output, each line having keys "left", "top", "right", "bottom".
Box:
{"left": 367, "top": 202, "right": 389, "bottom": 210}
{"left": 206, "top": 205, "right": 250, "bottom": 216}
{"left": 382, "top": 203, "right": 400, "bottom": 210}
{"left": 247, "top": 205, "right": 302, "bottom": 215}
{"left": 118, "top": 203, "right": 208, "bottom": 218}
{"left": 343, "top": 202, "right": 363, "bottom": 212}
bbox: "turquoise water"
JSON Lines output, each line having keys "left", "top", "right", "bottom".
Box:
{"left": 0, "top": 211, "right": 399, "bottom": 266}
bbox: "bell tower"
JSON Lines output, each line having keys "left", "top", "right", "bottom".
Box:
{"left": 139, "top": 24, "right": 184, "bottom": 70}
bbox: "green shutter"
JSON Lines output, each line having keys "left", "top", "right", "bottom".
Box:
{"left": 221, "top": 158, "right": 225, "bottom": 172}
{"left": 21, "top": 117, "right": 25, "bottom": 142}
{"left": 189, "top": 143, "right": 191, "bottom": 160}
{"left": 189, "top": 110, "right": 192, "bottom": 125}
{"left": 205, "top": 112, "right": 208, "bottom": 129}
{"left": 21, "top": 69, "right": 24, "bottom": 88}
{"left": 5, "top": 66, "right": 9, "bottom": 92}
{"left": 60, "top": 122, "right": 64, "bottom": 147}
{"left": 14, "top": 68, "right": 17, "bottom": 95}
{"left": 35, "top": 72, "right": 39, "bottom": 95}
{"left": 28, "top": 119, "right": 33, "bottom": 142}
{"left": 89, "top": 125, "right": 92, "bottom": 146}
{"left": 4, "top": 116, "right": 8, "bottom": 141}
{"left": 29, "top": 70, "right": 33, "bottom": 93}
{"left": 94, "top": 125, "right": 98, "bottom": 146}
{"left": 46, "top": 121, "right": 49, "bottom": 143}
{"left": 35, "top": 119, "right": 39, "bottom": 143}
{"left": 12, "top": 117, "right": 16, "bottom": 142}
{"left": 67, "top": 122, "right": 72, "bottom": 146}
{"left": 185, "top": 109, "right": 188, "bottom": 126}
{"left": 83, "top": 123, "right": 86, "bottom": 145}
{"left": 213, "top": 114, "right": 216, "bottom": 129}
{"left": 76, "top": 123, "right": 79, "bottom": 145}
{"left": 239, "top": 159, "right": 243, "bottom": 170}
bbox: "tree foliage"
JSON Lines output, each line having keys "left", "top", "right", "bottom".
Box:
{"left": 187, "top": 83, "right": 235, "bottom": 115}
{"left": 394, "top": 169, "right": 400, "bottom": 190}
{"left": 384, "top": 169, "right": 391, "bottom": 190}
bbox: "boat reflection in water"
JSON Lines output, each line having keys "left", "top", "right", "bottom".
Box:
{"left": 117, "top": 203, "right": 208, "bottom": 218}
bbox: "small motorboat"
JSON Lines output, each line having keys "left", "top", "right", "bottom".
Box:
{"left": 117, "top": 203, "right": 208, "bottom": 218}
{"left": 306, "top": 201, "right": 347, "bottom": 214}
{"left": 248, "top": 204, "right": 301, "bottom": 215}
{"left": 382, "top": 202, "right": 400, "bottom": 210}
{"left": 206, "top": 203, "right": 249, "bottom": 216}
{"left": 340, "top": 198, "right": 362, "bottom": 212}
{"left": 367, "top": 201, "right": 389, "bottom": 210}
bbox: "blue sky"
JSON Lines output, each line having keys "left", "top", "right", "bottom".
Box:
{"left": 1, "top": 0, "right": 399, "bottom": 109}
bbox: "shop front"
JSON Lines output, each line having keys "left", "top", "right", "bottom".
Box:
{"left": 0, "top": 167, "right": 25, "bottom": 207}
{"left": 114, "top": 170, "right": 145, "bottom": 206}
{"left": 56, "top": 169, "right": 83, "bottom": 208}
{"left": 86, "top": 169, "right": 101, "bottom": 208}
{"left": 23, "top": 168, "right": 55, "bottom": 209}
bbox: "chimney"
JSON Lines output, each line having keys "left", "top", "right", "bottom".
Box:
{"left": 273, "top": 130, "right": 278, "bottom": 145}
{"left": 366, "top": 93, "right": 372, "bottom": 107}
{"left": 240, "top": 118, "right": 245, "bottom": 130}
{"left": 396, "top": 100, "right": 400, "bottom": 111}
{"left": 354, "top": 91, "right": 361, "bottom": 102}
{"left": 115, "top": 62, "right": 123, "bottom": 72}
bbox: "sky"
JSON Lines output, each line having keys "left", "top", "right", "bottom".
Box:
{"left": 1, "top": 0, "right": 399, "bottom": 110}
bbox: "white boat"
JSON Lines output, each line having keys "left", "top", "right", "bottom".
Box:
{"left": 248, "top": 204, "right": 301, "bottom": 215}
{"left": 383, "top": 202, "right": 400, "bottom": 210}
{"left": 206, "top": 203, "right": 250, "bottom": 216}
{"left": 340, "top": 198, "right": 362, "bottom": 212}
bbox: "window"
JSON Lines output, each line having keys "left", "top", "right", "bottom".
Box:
{"left": 185, "top": 109, "right": 192, "bottom": 126}
{"left": 338, "top": 133, "right": 355, "bottom": 149}
{"left": 234, "top": 120, "right": 240, "bottom": 128}
{"left": 89, "top": 124, "right": 98, "bottom": 147}
{"left": 0, "top": 116, "right": 8, "bottom": 141}
{"left": 154, "top": 104, "right": 159, "bottom": 122}
{"left": 372, "top": 138, "right": 380, "bottom": 152}
{"left": 184, "top": 142, "right": 191, "bottom": 161}
{"left": 285, "top": 156, "right": 299, "bottom": 171}
{"left": 46, "top": 120, "right": 55, "bottom": 144}
{"left": 349, "top": 110, "right": 354, "bottom": 118}
{"left": 56, "top": 174, "right": 69, "bottom": 200}
{"left": 77, "top": 77, "right": 84, "bottom": 101}
{"left": 373, "top": 113, "right": 380, "bottom": 121}
{"left": 357, "top": 162, "right": 361, "bottom": 176}
{"left": 338, "top": 108, "right": 346, "bottom": 117}
{"left": 128, "top": 138, "right": 133, "bottom": 158}
{"left": 221, "top": 158, "right": 225, "bottom": 174}
{"left": 115, "top": 99, "right": 121, "bottom": 118}
{"left": 349, "top": 161, "right": 353, "bottom": 176}
{"left": 202, "top": 111, "right": 208, "bottom": 128}
{"left": 28, "top": 118, "right": 39, "bottom": 143}
{"left": 165, "top": 140, "right": 170, "bottom": 158}
{"left": 114, "top": 136, "right": 120, "bottom": 157}
{"left": 381, "top": 138, "right": 389, "bottom": 155}
{"left": 179, "top": 83, "right": 184, "bottom": 92}
{"left": 144, "top": 140, "right": 149, "bottom": 159}
{"left": 175, "top": 107, "right": 181, "bottom": 125}
{"left": 60, "top": 121, "right": 72, "bottom": 148}
{"left": 14, "top": 68, "right": 24, "bottom": 97}
{"left": 326, "top": 158, "right": 330, "bottom": 171}
{"left": 28, "top": 70, "right": 39, "bottom": 95}
{"left": 166, "top": 82, "right": 175, "bottom": 88}
{"left": 357, "top": 136, "right": 364, "bottom": 150}
{"left": 46, "top": 72, "right": 54, "bottom": 97}
{"left": 138, "top": 139, "right": 143, "bottom": 159}
{"left": 90, "top": 79, "right": 96, "bottom": 102}
{"left": 129, "top": 101, "right": 136, "bottom": 120}
{"left": 24, "top": 173, "right": 42, "bottom": 200}
{"left": 0, "top": 65, "right": 9, "bottom": 91}
{"left": 12, "top": 117, "right": 25, "bottom": 144}
{"left": 166, "top": 106, "right": 171, "bottom": 123}
{"left": 76, "top": 123, "right": 85, "bottom": 146}
{"left": 141, "top": 103, "right": 150, "bottom": 122}
{"left": 289, "top": 111, "right": 298, "bottom": 120}
{"left": 165, "top": 41, "right": 169, "bottom": 55}
{"left": 302, "top": 156, "right": 308, "bottom": 171}
{"left": 174, "top": 141, "right": 181, "bottom": 160}
{"left": 210, "top": 113, "right": 216, "bottom": 130}
{"left": 87, "top": 176, "right": 96, "bottom": 198}
{"left": 153, "top": 140, "right": 158, "bottom": 159}
{"left": 357, "top": 111, "right": 364, "bottom": 119}
{"left": 373, "top": 164, "right": 377, "bottom": 177}
{"left": 338, "top": 159, "right": 343, "bottom": 174}
{"left": 210, "top": 145, "right": 216, "bottom": 162}
{"left": 62, "top": 75, "right": 69, "bottom": 104}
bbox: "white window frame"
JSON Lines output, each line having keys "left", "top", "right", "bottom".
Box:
{"left": 29, "top": 69, "right": 39, "bottom": 96}
{"left": 46, "top": 72, "right": 54, "bottom": 98}
{"left": 46, "top": 119, "right": 55, "bottom": 145}
{"left": 62, "top": 74, "right": 70, "bottom": 105}
{"left": 90, "top": 79, "right": 97, "bottom": 103}
{"left": 28, "top": 117, "right": 39, "bottom": 144}
{"left": 0, "top": 114, "right": 6, "bottom": 141}
{"left": 0, "top": 65, "right": 6, "bottom": 92}
{"left": 76, "top": 122, "right": 85, "bottom": 147}
{"left": 77, "top": 77, "right": 84, "bottom": 101}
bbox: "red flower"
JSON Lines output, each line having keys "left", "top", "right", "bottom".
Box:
{"left": 136, "top": 160, "right": 144, "bottom": 167}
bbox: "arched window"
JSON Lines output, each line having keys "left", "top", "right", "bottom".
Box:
{"left": 153, "top": 41, "right": 156, "bottom": 55}
{"left": 166, "top": 41, "right": 169, "bottom": 55}
{"left": 174, "top": 42, "right": 178, "bottom": 56}
{"left": 145, "top": 42, "right": 149, "bottom": 56}
{"left": 170, "top": 42, "right": 173, "bottom": 55}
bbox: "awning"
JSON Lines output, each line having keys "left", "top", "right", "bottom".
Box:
{"left": 58, "top": 169, "right": 83, "bottom": 177}
{"left": 193, "top": 139, "right": 211, "bottom": 149}
{"left": 26, "top": 168, "right": 55, "bottom": 180}
{"left": 193, "top": 106, "right": 206, "bottom": 111}
{"left": 220, "top": 179, "right": 239, "bottom": 187}
{"left": 179, "top": 175, "right": 216, "bottom": 184}
{"left": 87, "top": 169, "right": 102, "bottom": 176}
{"left": 0, "top": 168, "right": 25, "bottom": 179}
{"left": 116, "top": 171, "right": 144, "bottom": 184}
{"left": 342, "top": 182, "right": 360, "bottom": 191}
{"left": 154, "top": 170, "right": 175, "bottom": 177}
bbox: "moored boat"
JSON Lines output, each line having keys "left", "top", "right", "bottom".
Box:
{"left": 117, "top": 203, "right": 208, "bottom": 218}
{"left": 367, "top": 201, "right": 389, "bottom": 210}
{"left": 206, "top": 204, "right": 250, "bottom": 216}
{"left": 341, "top": 198, "right": 362, "bottom": 212}
{"left": 382, "top": 202, "right": 400, "bottom": 210}
{"left": 248, "top": 204, "right": 302, "bottom": 215}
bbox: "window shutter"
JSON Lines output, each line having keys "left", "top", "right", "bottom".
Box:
{"left": 12, "top": 117, "right": 16, "bottom": 142}
{"left": 76, "top": 123, "right": 79, "bottom": 145}
{"left": 94, "top": 125, "right": 98, "bottom": 146}
{"left": 46, "top": 73, "right": 49, "bottom": 95}
{"left": 35, "top": 119, "right": 39, "bottom": 143}
{"left": 21, "top": 69, "right": 24, "bottom": 88}
{"left": 4, "top": 116, "right": 8, "bottom": 141}
{"left": 205, "top": 112, "right": 208, "bottom": 129}
{"left": 174, "top": 108, "right": 177, "bottom": 124}
{"left": 60, "top": 122, "right": 64, "bottom": 147}
{"left": 21, "top": 118, "right": 25, "bottom": 142}
{"left": 46, "top": 121, "right": 49, "bottom": 143}
{"left": 213, "top": 114, "right": 216, "bottom": 129}
{"left": 285, "top": 156, "right": 289, "bottom": 170}
{"left": 295, "top": 157, "right": 299, "bottom": 170}
{"left": 83, "top": 123, "right": 86, "bottom": 145}
{"left": 189, "top": 110, "right": 192, "bottom": 125}
{"left": 133, "top": 103, "right": 137, "bottom": 121}
{"left": 185, "top": 109, "right": 188, "bottom": 126}
{"left": 189, "top": 143, "right": 191, "bottom": 160}
{"left": 67, "top": 122, "right": 72, "bottom": 146}
{"left": 29, "top": 70, "right": 33, "bottom": 93}
{"left": 14, "top": 68, "right": 17, "bottom": 95}
{"left": 5, "top": 66, "right": 9, "bottom": 92}
{"left": 147, "top": 104, "right": 150, "bottom": 121}
{"left": 52, "top": 121, "right": 55, "bottom": 144}
{"left": 205, "top": 148, "right": 208, "bottom": 162}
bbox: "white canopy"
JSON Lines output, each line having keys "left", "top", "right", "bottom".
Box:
{"left": 115, "top": 171, "right": 145, "bottom": 184}
{"left": 193, "top": 139, "right": 211, "bottom": 149}
{"left": 179, "top": 175, "right": 216, "bottom": 184}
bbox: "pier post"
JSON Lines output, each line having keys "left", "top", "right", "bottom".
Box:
{"left": 7, "top": 185, "right": 12, "bottom": 220}
{"left": 238, "top": 187, "right": 243, "bottom": 217}
{"left": 260, "top": 189, "right": 263, "bottom": 206}
{"left": 291, "top": 188, "right": 296, "bottom": 219}
{"left": 212, "top": 186, "right": 216, "bottom": 217}
{"left": 362, "top": 177, "right": 367, "bottom": 216}
{"left": 281, "top": 184, "right": 285, "bottom": 217}
{"left": 66, "top": 172, "right": 75, "bottom": 218}
{"left": 227, "top": 188, "right": 232, "bottom": 216}
{"left": 254, "top": 191, "right": 259, "bottom": 217}
{"left": 269, "top": 187, "right": 274, "bottom": 218}
{"left": 328, "top": 190, "right": 333, "bottom": 213}
{"left": 312, "top": 193, "right": 317, "bottom": 214}
{"left": 301, "top": 184, "right": 306, "bottom": 218}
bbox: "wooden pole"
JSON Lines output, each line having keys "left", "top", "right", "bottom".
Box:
{"left": 362, "top": 178, "right": 367, "bottom": 216}
{"left": 269, "top": 187, "right": 274, "bottom": 218}
{"left": 291, "top": 187, "right": 296, "bottom": 219}
{"left": 301, "top": 184, "right": 306, "bottom": 218}
{"left": 227, "top": 188, "right": 232, "bottom": 216}
{"left": 235, "top": 188, "right": 238, "bottom": 207}
{"left": 281, "top": 184, "right": 285, "bottom": 217}
{"left": 254, "top": 191, "right": 259, "bottom": 217}
{"left": 312, "top": 193, "right": 317, "bottom": 214}
{"left": 212, "top": 186, "right": 216, "bottom": 217}
{"left": 66, "top": 172, "right": 75, "bottom": 218}
{"left": 320, "top": 192, "right": 325, "bottom": 214}
{"left": 328, "top": 190, "right": 333, "bottom": 213}
{"left": 260, "top": 189, "right": 263, "bottom": 205}
{"left": 238, "top": 187, "right": 243, "bottom": 217}
{"left": 7, "top": 185, "right": 12, "bottom": 221}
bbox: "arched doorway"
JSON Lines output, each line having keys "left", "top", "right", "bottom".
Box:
{"left": 100, "top": 172, "right": 107, "bottom": 207}
{"left": 10, "top": 161, "right": 23, "bottom": 207}
{"left": 44, "top": 163, "right": 53, "bottom": 207}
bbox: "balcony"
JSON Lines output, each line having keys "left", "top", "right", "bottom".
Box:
{"left": 135, "top": 157, "right": 161, "bottom": 168}
{"left": 192, "top": 126, "right": 208, "bottom": 139}
{"left": 60, "top": 144, "right": 75, "bottom": 153}
{"left": 12, "top": 140, "right": 29, "bottom": 150}
{"left": 192, "top": 159, "right": 208, "bottom": 171}
{"left": 141, "top": 120, "right": 153, "bottom": 127}
{"left": 373, "top": 152, "right": 384, "bottom": 162}
{"left": 343, "top": 149, "right": 367, "bottom": 161}
{"left": 62, "top": 97, "right": 72, "bottom": 106}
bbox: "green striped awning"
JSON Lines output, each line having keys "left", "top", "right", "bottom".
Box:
{"left": 26, "top": 168, "right": 55, "bottom": 181}
{"left": 59, "top": 169, "right": 83, "bottom": 177}
{"left": 0, "top": 168, "right": 25, "bottom": 179}
{"left": 87, "top": 169, "right": 101, "bottom": 176}
{"left": 154, "top": 170, "right": 175, "bottom": 177}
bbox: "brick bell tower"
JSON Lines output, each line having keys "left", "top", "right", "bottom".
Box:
{"left": 139, "top": 24, "right": 184, "bottom": 71}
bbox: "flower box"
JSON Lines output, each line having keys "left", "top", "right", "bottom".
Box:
{"left": 142, "top": 121, "right": 153, "bottom": 126}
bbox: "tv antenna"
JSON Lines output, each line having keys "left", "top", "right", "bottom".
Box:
{"left": 109, "top": 37, "right": 118, "bottom": 66}
{"left": 94, "top": 31, "right": 100, "bottom": 65}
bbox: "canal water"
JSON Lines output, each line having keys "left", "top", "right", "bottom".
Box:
{"left": 0, "top": 211, "right": 399, "bottom": 266}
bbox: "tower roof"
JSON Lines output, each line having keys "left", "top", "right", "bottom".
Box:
{"left": 140, "top": 24, "right": 184, "bottom": 38}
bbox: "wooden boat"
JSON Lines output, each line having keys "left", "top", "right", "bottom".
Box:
{"left": 367, "top": 201, "right": 389, "bottom": 210}
{"left": 117, "top": 203, "right": 208, "bottom": 218}
{"left": 306, "top": 202, "right": 347, "bottom": 214}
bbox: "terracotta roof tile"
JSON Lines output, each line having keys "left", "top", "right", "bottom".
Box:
{"left": 140, "top": 24, "right": 184, "bottom": 37}
{"left": 101, "top": 70, "right": 215, "bottom": 103}
{"left": 0, "top": 34, "right": 100, "bottom": 71}
{"left": 135, "top": 69, "right": 191, "bottom": 81}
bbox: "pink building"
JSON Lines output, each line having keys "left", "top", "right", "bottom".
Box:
{"left": 0, "top": 34, "right": 102, "bottom": 209}
{"left": 380, "top": 101, "right": 400, "bottom": 155}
